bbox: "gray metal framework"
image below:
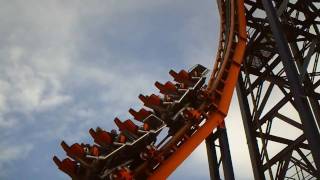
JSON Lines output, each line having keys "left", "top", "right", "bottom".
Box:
{"left": 206, "top": 123, "right": 235, "bottom": 180}
{"left": 235, "top": 0, "right": 320, "bottom": 179}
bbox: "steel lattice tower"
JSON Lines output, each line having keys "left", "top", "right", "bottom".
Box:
{"left": 235, "top": 0, "right": 320, "bottom": 179}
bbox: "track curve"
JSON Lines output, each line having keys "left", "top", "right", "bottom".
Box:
{"left": 53, "top": 0, "right": 247, "bottom": 179}
{"left": 149, "top": 0, "right": 247, "bottom": 178}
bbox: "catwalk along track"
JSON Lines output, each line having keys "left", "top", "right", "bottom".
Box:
{"left": 54, "top": 0, "right": 320, "bottom": 179}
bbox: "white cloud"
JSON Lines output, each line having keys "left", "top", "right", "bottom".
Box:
{"left": 0, "top": 143, "right": 33, "bottom": 162}
{"left": 0, "top": 1, "right": 244, "bottom": 179}
{"left": 0, "top": 81, "right": 8, "bottom": 112}
{"left": 37, "top": 95, "right": 72, "bottom": 112}
{"left": 0, "top": 143, "right": 33, "bottom": 177}
{"left": 0, "top": 117, "right": 18, "bottom": 129}
{"left": 0, "top": 0, "right": 171, "bottom": 164}
{"left": 0, "top": 0, "right": 78, "bottom": 122}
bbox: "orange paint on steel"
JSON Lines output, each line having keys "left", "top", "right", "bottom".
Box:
{"left": 149, "top": 112, "right": 225, "bottom": 180}
{"left": 148, "top": 0, "right": 247, "bottom": 179}
{"left": 208, "top": 0, "right": 227, "bottom": 88}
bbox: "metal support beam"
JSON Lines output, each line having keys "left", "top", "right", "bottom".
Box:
{"left": 277, "top": 151, "right": 292, "bottom": 179}
{"left": 261, "top": 0, "right": 320, "bottom": 173}
{"left": 218, "top": 125, "right": 235, "bottom": 180}
{"left": 289, "top": 41, "right": 320, "bottom": 130}
{"left": 205, "top": 126, "right": 235, "bottom": 180}
{"left": 237, "top": 75, "right": 266, "bottom": 180}
{"left": 206, "top": 132, "right": 221, "bottom": 180}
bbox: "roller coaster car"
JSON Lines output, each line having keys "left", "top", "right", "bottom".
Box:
{"left": 54, "top": 64, "right": 210, "bottom": 180}
{"left": 153, "top": 65, "right": 208, "bottom": 131}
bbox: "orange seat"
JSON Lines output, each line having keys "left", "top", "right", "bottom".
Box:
{"left": 139, "top": 94, "right": 162, "bottom": 108}
{"left": 129, "top": 108, "right": 152, "bottom": 122}
{"left": 114, "top": 118, "right": 138, "bottom": 134}
{"left": 155, "top": 81, "right": 178, "bottom": 95}
{"left": 123, "top": 119, "right": 138, "bottom": 133}
{"left": 169, "top": 69, "right": 192, "bottom": 84}
{"left": 89, "top": 128, "right": 113, "bottom": 147}
{"left": 114, "top": 117, "right": 127, "bottom": 132}
{"left": 53, "top": 156, "right": 77, "bottom": 178}
{"left": 61, "top": 141, "right": 85, "bottom": 159}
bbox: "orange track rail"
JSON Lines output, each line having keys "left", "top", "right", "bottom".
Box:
{"left": 149, "top": 0, "right": 247, "bottom": 179}
{"left": 53, "top": 1, "right": 247, "bottom": 179}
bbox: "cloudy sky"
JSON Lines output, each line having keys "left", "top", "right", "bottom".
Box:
{"left": 0, "top": 0, "right": 254, "bottom": 179}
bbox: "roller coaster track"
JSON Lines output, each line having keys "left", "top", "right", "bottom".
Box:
{"left": 54, "top": 0, "right": 320, "bottom": 179}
